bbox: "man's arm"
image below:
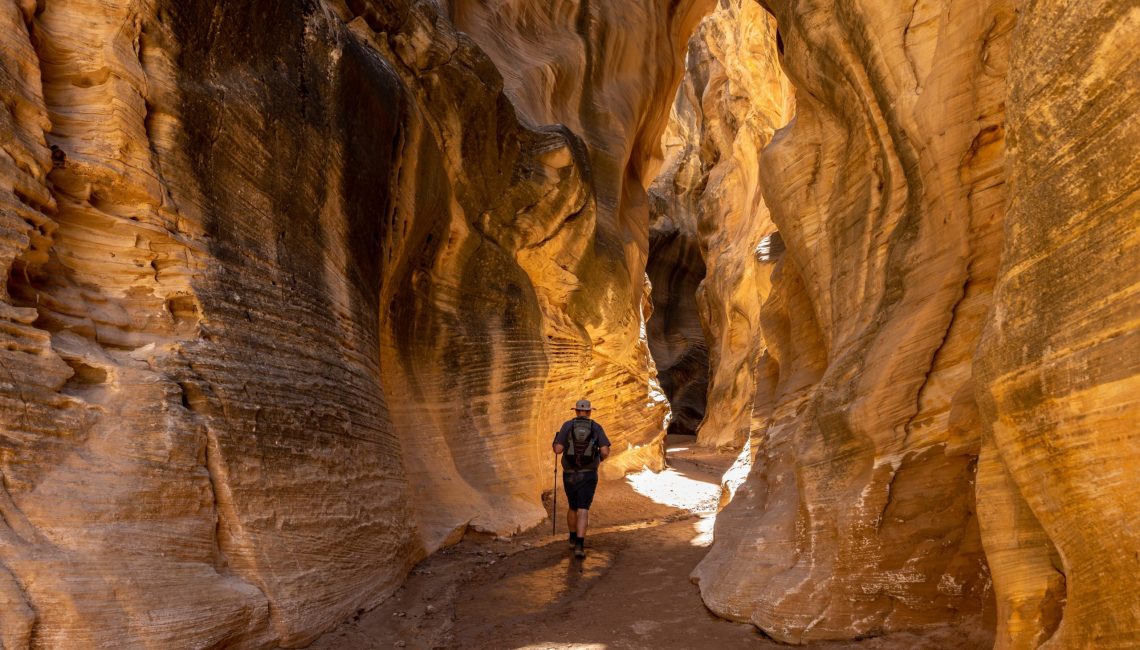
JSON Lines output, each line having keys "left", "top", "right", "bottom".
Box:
{"left": 596, "top": 422, "right": 612, "bottom": 460}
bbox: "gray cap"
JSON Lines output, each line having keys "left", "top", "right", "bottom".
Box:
{"left": 573, "top": 399, "right": 592, "bottom": 411}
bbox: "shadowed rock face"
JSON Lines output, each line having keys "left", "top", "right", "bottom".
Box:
{"left": 0, "top": 0, "right": 709, "bottom": 646}
{"left": 646, "top": 204, "right": 708, "bottom": 437}
{"left": 0, "top": 1, "right": 442, "bottom": 645}
{"left": 687, "top": 0, "right": 1139, "bottom": 647}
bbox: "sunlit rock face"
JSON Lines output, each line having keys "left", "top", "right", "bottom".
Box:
{"left": 693, "top": 0, "right": 1013, "bottom": 642}
{"left": 447, "top": 0, "right": 716, "bottom": 478}
{"left": 975, "top": 1, "right": 1140, "bottom": 647}
{"left": 0, "top": 1, "right": 446, "bottom": 645}
{"left": 645, "top": 44, "right": 711, "bottom": 439}
{"left": 647, "top": 0, "right": 794, "bottom": 446}
{"left": 0, "top": 0, "right": 713, "bottom": 645}
{"left": 692, "top": 0, "right": 1139, "bottom": 647}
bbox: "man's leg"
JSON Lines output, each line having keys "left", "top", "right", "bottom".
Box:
{"left": 573, "top": 472, "right": 597, "bottom": 558}
{"left": 573, "top": 509, "right": 589, "bottom": 557}
{"left": 565, "top": 473, "right": 581, "bottom": 547}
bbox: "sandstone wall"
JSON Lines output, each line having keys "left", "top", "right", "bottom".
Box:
{"left": 689, "top": 0, "right": 1139, "bottom": 647}
{"left": 0, "top": 0, "right": 714, "bottom": 645}
{"left": 693, "top": 0, "right": 1015, "bottom": 640}
{"left": 0, "top": 1, "right": 443, "bottom": 645}
{"left": 647, "top": 0, "right": 794, "bottom": 446}
{"left": 975, "top": 1, "right": 1140, "bottom": 647}
{"left": 448, "top": 0, "right": 716, "bottom": 478}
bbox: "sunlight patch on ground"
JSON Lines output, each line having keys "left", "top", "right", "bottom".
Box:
{"left": 625, "top": 467, "right": 719, "bottom": 513}
{"left": 625, "top": 466, "right": 721, "bottom": 546}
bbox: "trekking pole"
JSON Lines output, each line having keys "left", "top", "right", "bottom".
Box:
{"left": 552, "top": 452, "right": 559, "bottom": 536}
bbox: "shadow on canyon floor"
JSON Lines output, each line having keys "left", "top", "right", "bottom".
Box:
{"left": 308, "top": 437, "right": 991, "bottom": 649}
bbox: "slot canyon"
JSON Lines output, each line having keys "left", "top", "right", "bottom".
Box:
{"left": 0, "top": 0, "right": 1136, "bottom": 648}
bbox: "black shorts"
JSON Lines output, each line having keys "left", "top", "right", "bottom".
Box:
{"left": 562, "top": 470, "right": 598, "bottom": 510}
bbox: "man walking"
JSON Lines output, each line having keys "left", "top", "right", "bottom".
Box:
{"left": 552, "top": 399, "right": 611, "bottom": 558}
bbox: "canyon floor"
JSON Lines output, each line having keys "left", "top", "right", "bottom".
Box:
{"left": 310, "top": 438, "right": 992, "bottom": 650}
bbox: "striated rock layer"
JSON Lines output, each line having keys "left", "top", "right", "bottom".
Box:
{"left": 975, "top": 1, "right": 1140, "bottom": 647}
{"left": 648, "top": 0, "right": 794, "bottom": 447}
{"left": 394, "top": 0, "right": 717, "bottom": 544}
{"left": 0, "top": 1, "right": 450, "bottom": 645}
{"left": 690, "top": 0, "right": 1139, "bottom": 647}
{"left": 446, "top": 0, "right": 716, "bottom": 478}
{"left": 0, "top": 0, "right": 711, "bottom": 646}
{"left": 694, "top": 0, "right": 1012, "bottom": 637}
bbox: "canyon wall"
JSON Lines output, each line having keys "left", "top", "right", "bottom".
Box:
{"left": 974, "top": 1, "right": 1140, "bottom": 646}
{"left": 0, "top": 1, "right": 449, "bottom": 645}
{"left": 647, "top": 0, "right": 794, "bottom": 445}
{"left": 3, "top": 0, "right": 1136, "bottom": 646}
{"left": 447, "top": 0, "right": 714, "bottom": 473}
{"left": 362, "top": 0, "right": 715, "bottom": 549}
{"left": 691, "top": 0, "right": 1010, "bottom": 638}
{"left": 686, "top": 0, "right": 1138, "bottom": 647}
{"left": 0, "top": 0, "right": 708, "bottom": 646}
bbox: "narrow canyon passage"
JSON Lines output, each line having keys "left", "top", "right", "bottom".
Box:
{"left": 0, "top": 0, "right": 1136, "bottom": 648}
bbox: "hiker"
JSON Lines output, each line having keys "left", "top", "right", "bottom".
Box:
{"left": 552, "top": 399, "right": 611, "bottom": 558}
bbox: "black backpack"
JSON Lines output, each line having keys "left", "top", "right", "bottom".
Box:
{"left": 566, "top": 418, "right": 598, "bottom": 468}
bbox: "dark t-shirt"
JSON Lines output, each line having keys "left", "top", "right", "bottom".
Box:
{"left": 554, "top": 418, "right": 611, "bottom": 471}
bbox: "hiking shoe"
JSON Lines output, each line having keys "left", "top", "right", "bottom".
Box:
{"left": 568, "top": 534, "right": 578, "bottom": 548}
{"left": 574, "top": 543, "right": 586, "bottom": 559}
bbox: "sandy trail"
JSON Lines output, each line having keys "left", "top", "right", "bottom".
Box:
{"left": 310, "top": 437, "right": 988, "bottom": 649}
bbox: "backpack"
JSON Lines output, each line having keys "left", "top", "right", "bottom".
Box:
{"left": 566, "top": 418, "right": 598, "bottom": 468}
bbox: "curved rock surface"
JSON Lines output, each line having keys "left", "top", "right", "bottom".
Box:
{"left": 648, "top": 0, "right": 794, "bottom": 447}
{"left": 2, "top": 0, "right": 1137, "bottom": 647}
{"left": 0, "top": 0, "right": 709, "bottom": 646}
{"left": 692, "top": 0, "right": 1019, "bottom": 640}
{"left": 446, "top": 0, "right": 715, "bottom": 471}
{"left": 689, "top": 0, "right": 1138, "bottom": 647}
{"left": 975, "top": 1, "right": 1140, "bottom": 647}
